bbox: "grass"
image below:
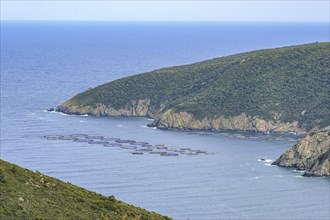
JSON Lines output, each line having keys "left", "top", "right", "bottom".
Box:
{"left": 0, "top": 160, "right": 171, "bottom": 220}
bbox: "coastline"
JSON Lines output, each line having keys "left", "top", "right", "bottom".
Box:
{"left": 54, "top": 107, "right": 330, "bottom": 177}
{"left": 55, "top": 103, "right": 308, "bottom": 135}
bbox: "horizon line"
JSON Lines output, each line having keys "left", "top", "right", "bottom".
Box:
{"left": 1, "top": 20, "right": 329, "bottom": 23}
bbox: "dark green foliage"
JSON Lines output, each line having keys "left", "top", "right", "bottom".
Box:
{"left": 0, "top": 160, "right": 171, "bottom": 220}
{"left": 10, "top": 166, "right": 17, "bottom": 173}
{"left": 0, "top": 169, "right": 6, "bottom": 183}
{"left": 66, "top": 42, "right": 330, "bottom": 130}
{"left": 108, "top": 195, "right": 116, "bottom": 202}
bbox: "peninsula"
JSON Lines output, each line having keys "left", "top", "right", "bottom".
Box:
{"left": 56, "top": 42, "right": 330, "bottom": 176}
{"left": 57, "top": 43, "right": 329, "bottom": 134}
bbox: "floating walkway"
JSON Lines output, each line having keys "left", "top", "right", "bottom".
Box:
{"left": 43, "top": 134, "right": 212, "bottom": 157}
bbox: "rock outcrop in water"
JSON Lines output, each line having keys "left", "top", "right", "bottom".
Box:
{"left": 272, "top": 129, "right": 330, "bottom": 177}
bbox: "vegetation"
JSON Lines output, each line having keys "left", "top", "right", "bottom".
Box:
{"left": 63, "top": 42, "right": 330, "bottom": 130}
{"left": 0, "top": 160, "right": 171, "bottom": 220}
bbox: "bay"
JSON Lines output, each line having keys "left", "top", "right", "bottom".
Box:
{"left": 1, "top": 22, "right": 329, "bottom": 219}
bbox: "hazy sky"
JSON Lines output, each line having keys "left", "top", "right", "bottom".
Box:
{"left": 1, "top": 1, "right": 329, "bottom": 22}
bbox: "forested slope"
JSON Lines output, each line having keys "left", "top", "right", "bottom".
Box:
{"left": 57, "top": 42, "right": 330, "bottom": 133}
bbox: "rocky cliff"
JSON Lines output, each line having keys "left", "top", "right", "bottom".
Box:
{"left": 149, "top": 111, "right": 305, "bottom": 134}
{"left": 57, "top": 98, "right": 153, "bottom": 117}
{"left": 57, "top": 101, "right": 306, "bottom": 134}
{"left": 272, "top": 129, "right": 330, "bottom": 177}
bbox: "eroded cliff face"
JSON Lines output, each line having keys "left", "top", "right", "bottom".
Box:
{"left": 56, "top": 99, "right": 152, "bottom": 117}
{"left": 149, "top": 111, "right": 306, "bottom": 134}
{"left": 57, "top": 100, "right": 308, "bottom": 134}
{"left": 272, "top": 130, "right": 330, "bottom": 177}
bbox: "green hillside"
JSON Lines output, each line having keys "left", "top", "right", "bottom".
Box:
{"left": 0, "top": 160, "right": 170, "bottom": 220}
{"left": 58, "top": 42, "right": 330, "bottom": 131}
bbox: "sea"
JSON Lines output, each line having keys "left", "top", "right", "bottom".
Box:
{"left": 1, "top": 22, "right": 329, "bottom": 220}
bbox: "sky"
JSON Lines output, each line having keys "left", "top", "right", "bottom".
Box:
{"left": 1, "top": 1, "right": 329, "bottom": 22}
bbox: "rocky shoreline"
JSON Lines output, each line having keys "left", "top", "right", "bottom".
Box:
{"left": 56, "top": 100, "right": 307, "bottom": 134}
{"left": 272, "top": 129, "right": 330, "bottom": 177}
{"left": 56, "top": 99, "right": 154, "bottom": 117}
{"left": 149, "top": 110, "right": 306, "bottom": 134}
{"left": 55, "top": 102, "right": 329, "bottom": 177}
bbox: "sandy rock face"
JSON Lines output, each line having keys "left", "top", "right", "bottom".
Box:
{"left": 57, "top": 99, "right": 306, "bottom": 134}
{"left": 272, "top": 130, "right": 330, "bottom": 176}
{"left": 56, "top": 99, "right": 151, "bottom": 117}
{"left": 150, "top": 111, "right": 305, "bottom": 134}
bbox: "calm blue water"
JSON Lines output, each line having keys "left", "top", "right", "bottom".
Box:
{"left": 1, "top": 22, "right": 329, "bottom": 220}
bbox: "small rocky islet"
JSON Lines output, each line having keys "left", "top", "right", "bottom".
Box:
{"left": 44, "top": 134, "right": 212, "bottom": 157}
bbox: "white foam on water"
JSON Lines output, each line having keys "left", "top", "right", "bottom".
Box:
{"left": 140, "top": 125, "right": 157, "bottom": 130}
{"left": 247, "top": 176, "right": 262, "bottom": 180}
{"left": 293, "top": 169, "right": 305, "bottom": 173}
{"left": 46, "top": 110, "right": 69, "bottom": 116}
{"left": 257, "top": 158, "right": 273, "bottom": 163}
{"left": 80, "top": 114, "right": 89, "bottom": 117}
